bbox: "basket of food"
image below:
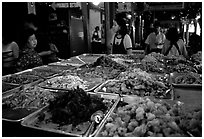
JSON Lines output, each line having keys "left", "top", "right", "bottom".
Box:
{"left": 21, "top": 88, "right": 120, "bottom": 137}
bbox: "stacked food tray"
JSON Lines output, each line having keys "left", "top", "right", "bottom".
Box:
{"left": 21, "top": 91, "right": 120, "bottom": 137}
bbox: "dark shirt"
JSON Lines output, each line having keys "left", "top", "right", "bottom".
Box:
{"left": 16, "top": 48, "right": 43, "bottom": 71}
{"left": 112, "top": 35, "right": 127, "bottom": 54}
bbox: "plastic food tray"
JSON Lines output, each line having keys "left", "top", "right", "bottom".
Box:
{"left": 39, "top": 76, "right": 103, "bottom": 92}
{"left": 21, "top": 93, "right": 120, "bottom": 137}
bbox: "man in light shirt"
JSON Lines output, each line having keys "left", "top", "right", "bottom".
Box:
{"left": 145, "top": 22, "right": 166, "bottom": 54}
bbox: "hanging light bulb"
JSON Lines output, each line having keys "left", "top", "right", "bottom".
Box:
{"left": 92, "top": 1, "right": 101, "bottom": 6}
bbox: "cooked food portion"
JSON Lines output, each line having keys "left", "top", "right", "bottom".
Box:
{"left": 3, "top": 86, "right": 55, "bottom": 109}
{"left": 173, "top": 72, "right": 202, "bottom": 84}
{"left": 40, "top": 75, "right": 89, "bottom": 90}
{"left": 89, "top": 56, "right": 127, "bottom": 71}
{"left": 29, "top": 88, "right": 114, "bottom": 134}
{"left": 99, "top": 97, "right": 201, "bottom": 137}
{"left": 191, "top": 51, "right": 202, "bottom": 64}
{"left": 141, "top": 53, "right": 166, "bottom": 73}
{"left": 98, "top": 69, "right": 170, "bottom": 98}
{"left": 167, "top": 64, "right": 197, "bottom": 73}
{"left": 77, "top": 56, "right": 127, "bottom": 80}
{"left": 2, "top": 82, "right": 20, "bottom": 92}
{"left": 3, "top": 75, "right": 40, "bottom": 85}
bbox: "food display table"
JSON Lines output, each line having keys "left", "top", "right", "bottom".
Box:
{"left": 2, "top": 52, "right": 202, "bottom": 137}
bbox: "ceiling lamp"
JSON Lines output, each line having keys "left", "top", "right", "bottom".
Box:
{"left": 92, "top": 2, "right": 101, "bottom": 6}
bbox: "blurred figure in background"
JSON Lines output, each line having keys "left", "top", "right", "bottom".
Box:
{"left": 188, "top": 33, "right": 201, "bottom": 56}
{"left": 2, "top": 29, "right": 19, "bottom": 75}
{"left": 161, "top": 27, "right": 188, "bottom": 58}
{"left": 22, "top": 13, "right": 59, "bottom": 65}
{"left": 92, "top": 26, "right": 102, "bottom": 53}
{"left": 110, "top": 12, "right": 132, "bottom": 54}
{"left": 145, "top": 22, "right": 166, "bottom": 54}
{"left": 16, "top": 29, "right": 43, "bottom": 72}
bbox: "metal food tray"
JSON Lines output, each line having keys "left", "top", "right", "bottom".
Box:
{"left": 172, "top": 83, "right": 202, "bottom": 89}
{"left": 170, "top": 72, "right": 202, "bottom": 88}
{"left": 94, "top": 79, "right": 125, "bottom": 96}
{"left": 2, "top": 82, "right": 22, "bottom": 97}
{"left": 2, "top": 74, "right": 43, "bottom": 85}
{"left": 39, "top": 76, "right": 103, "bottom": 92}
{"left": 2, "top": 88, "right": 39, "bottom": 122}
{"left": 21, "top": 93, "right": 120, "bottom": 137}
{"left": 94, "top": 95, "right": 192, "bottom": 137}
{"left": 48, "top": 61, "right": 79, "bottom": 67}
{"left": 48, "top": 64, "right": 75, "bottom": 72}
{"left": 2, "top": 85, "right": 51, "bottom": 122}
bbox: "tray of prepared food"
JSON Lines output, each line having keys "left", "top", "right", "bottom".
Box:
{"left": 48, "top": 61, "right": 80, "bottom": 67}
{"left": 170, "top": 72, "right": 202, "bottom": 88}
{"left": 48, "top": 64, "right": 75, "bottom": 72}
{"left": 2, "top": 74, "right": 43, "bottom": 86}
{"left": 21, "top": 88, "right": 120, "bottom": 137}
{"left": 38, "top": 75, "right": 103, "bottom": 92}
{"left": 172, "top": 87, "right": 202, "bottom": 110}
{"left": 94, "top": 74, "right": 172, "bottom": 99}
{"left": 76, "top": 66, "right": 123, "bottom": 80}
{"left": 2, "top": 86, "right": 56, "bottom": 122}
{"left": 59, "top": 57, "right": 85, "bottom": 66}
{"left": 32, "top": 67, "right": 62, "bottom": 79}
{"left": 77, "top": 54, "right": 103, "bottom": 64}
{"left": 94, "top": 95, "right": 200, "bottom": 137}
{"left": 2, "top": 82, "right": 22, "bottom": 95}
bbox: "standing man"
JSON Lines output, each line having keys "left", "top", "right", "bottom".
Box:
{"left": 145, "top": 22, "right": 166, "bottom": 54}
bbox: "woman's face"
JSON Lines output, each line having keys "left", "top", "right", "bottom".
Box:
{"left": 27, "top": 34, "right": 37, "bottom": 48}
{"left": 112, "top": 20, "right": 120, "bottom": 33}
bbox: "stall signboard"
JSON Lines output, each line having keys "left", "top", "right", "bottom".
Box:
{"left": 117, "top": 2, "right": 132, "bottom": 12}
{"left": 56, "top": 2, "right": 81, "bottom": 8}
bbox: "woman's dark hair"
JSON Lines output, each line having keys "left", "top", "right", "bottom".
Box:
{"left": 115, "top": 12, "right": 129, "bottom": 36}
{"left": 2, "top": 28, "right": 14, "bottom": 45}
{"left": 166, "top": 28, "right": 179, "bottom": 43}
{"left": 22, "top": 29, "right": 36, "bottom": 46}
{"left": 24, "top": 14, "right": 38, "bottom": 28}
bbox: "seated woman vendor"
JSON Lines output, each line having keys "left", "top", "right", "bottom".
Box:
{"left": 16, "top": 29, "right": 43, "bottom": 72}
{"left": 2, "top": 30, "right": 19, "bottom": 75}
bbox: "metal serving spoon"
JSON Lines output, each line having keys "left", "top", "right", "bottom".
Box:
{"left": 83, "top": 110, "right": 104, "bottom": 137}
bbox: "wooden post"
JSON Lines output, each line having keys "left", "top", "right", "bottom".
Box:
{"left": 105, "top": 2, "right": 111, "bottom": 54}
{"left": 81, "top": 2, "right": 91, "bottom": 53}
{"left": 131, "top": 2, "right": 136, "bottom": 48}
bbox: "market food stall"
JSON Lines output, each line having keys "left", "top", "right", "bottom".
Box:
{"left": 2, "top": 52, "right": 202, "bottom": 137}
